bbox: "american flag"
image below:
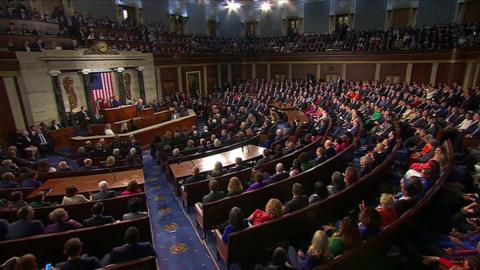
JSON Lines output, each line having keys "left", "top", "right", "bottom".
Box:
{"left": 89, "top": 72, "right": 114, "bottom": 113}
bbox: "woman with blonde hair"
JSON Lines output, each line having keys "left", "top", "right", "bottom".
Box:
{"left": 105, "top": 155, "right": 116, "bottom": 168}
{"left": 213, "top": 138, "right": 222, "bottom": 148}
{"left": 248, "top": 198, "right": 283, "bottom": 226}
{"left": 287, "top": 230, "right": 333, "bottom": 269}
{"left": 227, "top": 177, "right": 243, "bottom": 196}
{"left": 375, "top": 193, "right": 397, "bottom": 229}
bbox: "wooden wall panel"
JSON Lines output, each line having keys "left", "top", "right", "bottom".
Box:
{"left": 160, "top": 67, "right": 178, "bottom": 95}
{"left": 292, "top": 64, "right": 316, "bottom": 80}
{"left": 0, "top": 77, "right": 16, "bottom": 146}
{"left": 346, "top": 64, "right": 375, "bottom": 82}
{"left": 271, "top": 64, "right": 289, "bottom": 80}
{"left": 220, "top": 64, "right": 228, "bottom": 85}
{"left": 464, "top": 0, "right": 480, "bottom": 23}
{"left": 411, "top": 63, "right": 432, "bottom": 84}
{"left": 244, "top": 64, "right": 252, "bottom": 81}
{"left": 256, "top": 64, "right": 267, "bottom": 79}
{"left": 207, "top": 65, "right": 218, "bottom": 90}
{"left": 181, "top": 66, "right": 204, "bottom": 95}
{"left": 231, "top": 64, "right": 242, "bottom": 82}
{"left": 380, "top": 63, "right": 407, "bottom": 82}
{"left": 436, "top": 63, "right": 466, "bottom": 85}
{"left": 320, "top": 64, "right": 342, "bottom": 81}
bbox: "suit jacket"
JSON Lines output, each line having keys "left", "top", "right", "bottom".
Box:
{"left": 8, "top": 218, "right": 44, "bottom": 239}
{"left": 202, "top": 191, "right": 225, "bottom": 204}
{"left": 227, "top": 165, "right": 246, "bottom": 173}
{"left": 109, "top": 243, "right": 156, "bottom": 264}
{"left": 283, "top": 196, "right": 308, "bottom": 214}
{"left": 184, "top": 174, "right": 207, "bottom": 185}
{"left": 83, "top": 215, "right": 115, "bottom": 227}
{"left": 92, "top": 190, "right": 118, "bottom": 201}
{"left": 265, "top": 172, "right": 289, "bottom": 185}
{"left": 56, "top": 256, "right": 101, "bottom": 270}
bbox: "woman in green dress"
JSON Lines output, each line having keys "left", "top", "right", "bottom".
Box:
{"left": 327, "top": 216, "right": 362, "bottom": 256}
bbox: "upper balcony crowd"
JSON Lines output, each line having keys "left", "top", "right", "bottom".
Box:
{"left": 1, "top": 0, "right": 480, "bottom": 55}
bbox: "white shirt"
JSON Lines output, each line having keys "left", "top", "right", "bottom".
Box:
{"left": 457, "top": 119, "right": 473, "bottom": 130}
{"left": 105, "top": 129, "right": 115, "bottom": 135}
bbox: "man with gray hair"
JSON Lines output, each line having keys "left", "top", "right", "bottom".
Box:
{"left": 92, "top": 181, "right": 117, "bottom": 201}
{"left": 265, "top": 163, "right": 289, "bottom": 185}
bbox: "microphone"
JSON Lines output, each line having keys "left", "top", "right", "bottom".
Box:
{"left": 106, "top": 167, "right": 117, "bottom": 183}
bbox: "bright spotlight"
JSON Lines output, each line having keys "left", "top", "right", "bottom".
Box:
{"left": 278, "top": 0, "right": 288, "bottom": 6}
{"left": 226, "top": 0, "right": 240, "bottom": 11}
{"left": 260, "top": 1, "right": 271, "bottom": 11}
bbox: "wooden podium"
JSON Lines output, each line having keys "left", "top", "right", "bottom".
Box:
{"left": 101, "top": 105, "right": 137, "bottom": 123}
{"left": 48, "top": 127, "right": 74, "bottom": 150}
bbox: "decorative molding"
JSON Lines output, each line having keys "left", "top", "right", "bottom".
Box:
{"left": 136, "top": 66, "right": 145, "bottom": 71}
{"left": 49, "top": 70, "right": 61, "bottom": 76}
{"left": 83, "top": 41, "right": 119, "bottom": 55}
{"left": 116, "top": 67, "right": 125, "bottom": 72}
{"left": 81, "top": 69, "right": 91, "bottom": 75}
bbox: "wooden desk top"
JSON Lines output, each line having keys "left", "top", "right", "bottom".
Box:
{"left": 32, "top": 169, "right": 145, "bottom": 197}
{"left": 169, "top": 145, "right": 265, "bottom": 179}
{"left": 102, "top": 104, "right": 136, "bottom": 112}
{"left": 71, "top": 109, "right": 195, "bottom": 141}
{"left": 271, "top": 101, "right": 296, "bottom": 110}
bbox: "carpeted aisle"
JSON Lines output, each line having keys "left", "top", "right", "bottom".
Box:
{"left": 142, "top": 152, "right": 218, "bottom": 270}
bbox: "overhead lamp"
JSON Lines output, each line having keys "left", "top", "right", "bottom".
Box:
{"left": 278, "top": 0, "right": 288, "bottom": 6}
{"left": 226, "top": 0, "right": 240, "bottom": 11}
{"left": 260, "top": 1, "right": 271, "bottom": 11}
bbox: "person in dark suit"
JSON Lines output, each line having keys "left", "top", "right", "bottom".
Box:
{"left": 92, "top": 181, "right": 118, "bottom": 201}
{"left": 0, "top": 218, "right": 8, "bottom": 241}
{"left": 183, "top": 166, "right": 206, "bottom": 185}
{"left": 76, "top": 106, "right": 90, "bottom": 130}
{"left": 202, "top": 180, "right": 225, "bottom": 204}
{"left": 253, "top": 149, "right": 272, "bottom": 170}
{"left": 32, "top": 129, "right": 50, "bottom": 157}
{"left": 79, "top": 158, "right": 97, "bottom": 170}
{"left": 227, "top": 157, "right": 246, "bottom": 173}
{"left": 8, "top": 206, "right": 45, "bottom": 239}
{"left": 56, "top": 238, "right": 101, "bottom": 270}
{"left": 111, "top": 96, "right": 122, "bottom": 108}
{"left": 313, "top": 147, "right": 328, "bottom": 165}
{"left": 108, "top": 226, "right": 156, "bottom": 264}
{"left": 283, "top": 183, "right": 308, "bottom": 214}
{"left": 323, "top": 140, "right": 336, "bottom": 159}
{"left": 265, "top": 163, "right": 289, "bottom": 185}
{"left": 83, "top": 202, "right": 115, "bottom": 227}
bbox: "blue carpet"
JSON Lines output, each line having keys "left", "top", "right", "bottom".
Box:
{"left": 142, "top": 153, "right": 218, "bottom": 270}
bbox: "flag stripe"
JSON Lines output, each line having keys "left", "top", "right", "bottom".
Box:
{"left": 89, "top": 72, "right": 114, "bottom": 114}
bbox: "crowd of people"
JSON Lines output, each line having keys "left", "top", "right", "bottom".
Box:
{"left": 144, "top": 77, "right": 479, "bottom": 269}
{"left": 1, "top": 0, "right": 479, "bottom": 54}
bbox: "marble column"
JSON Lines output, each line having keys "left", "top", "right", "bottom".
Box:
{"left": 81, "top": 69, "right": 94, "bottom": 115}
{"left": 115, "top": 67, "right": 126, "bottom": 104}
{"left": 49, "top": 70, "right": 66, "bottom": 125}
{"left": 136, "top": 66, "right": 146, "bottom": 101}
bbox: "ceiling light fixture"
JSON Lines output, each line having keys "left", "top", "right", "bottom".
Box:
{"left": 226, "top": 0, "right": 240, "bottom": 11}
{"left": 260, "top": 1, "right": 271, "bottom": 11}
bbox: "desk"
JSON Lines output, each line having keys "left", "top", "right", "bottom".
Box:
{"left": 270, "top": 101, "right": 296, "bottom": 111}
{"left": 91, "top": 109, "right": 172, "bottom": 135}
{"left": 102, "top": 105, "right": 137, "bottom": 123}
{"left": 70, "top": 110, "right": 197, "bottom": 153}
{"left": 48, "top": 127, "right": 75, "bottom": 150}
{"left": 31, "top": 169, "right": 145, "bottom": 199}
{"left": 169, "top": 145, "right": 265, "bottom": 179}
{"left": 139, "top": 107, "right": 154, "bottom": 117}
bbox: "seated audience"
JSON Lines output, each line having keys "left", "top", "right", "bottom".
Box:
{"left": 309, "top": 181, "right": 329, "bottom": 204}
{"left": 209, "top": 161, "right": 226, "bottom": 178}
{"left": 8, "top": 206, "right": 44, "bottom": 239}
{"left": 285, "top": 230, "right": 333, "bottom": 269}
{"left": 283, "top": 183, "right": 309, "bottom": 214}
{"left": 107, "top": 226, "right": 156, "bottom": 264}
{"left": 226, "top": 177, "right": 243, "bottom": 196}
{"left": 375, "top": 193, "right": 397, "bottom": 229}
{"left": 123, "top": 198, "right": 148, "bottom": 221}
{"left": 222, "top": 207, "right": 248, "bottom": 242}
{"left": 183, "top": 166, "right": 206, "bottom": 185}
{"left": 327, "top": 171, "right": 345, "bottom": 196}
{"left": 265, "top": 163, "right": 289, "bottom": 185}
{"left": 247, "top": 173, "right": 266, "bottom": 192}
{"left": 83, "top": 202, "right": 115, "bottom": 227}
{"left": 29, "top": 191, "right": 53, "bottom": 208}
{"left": 92, "top": 181, "right": 118, "bottom": 200}
{"left": 228, "top": 157, "right": 245, "bottom": 173}
{"left": 248, "top": 198, "right": 283, "bottom": 226}
{"left": 0, "top": 172, "right": 18, "bottom": 189}
{"left": 57, "top": 161, "right": 72, "bottom": 172}
{"left": 45, "top": 208, "right": 82, "bottom": 234}
{"left": 62, "top": 185, "right": 91, "bottom": 205}
{"left": 56, "top": 238, "right": 101, "bottom": 270}
{"left": 358, "top": 207, "right": 382, "bottom": 240}
{"left": 326, "top": 216, "right": 361, "bottom": 255}
{"left": 202, "top": 179, "right": 225, "bottom": 204}
{"left": 121, "top": 180, "right": 141, "bottom": 196}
